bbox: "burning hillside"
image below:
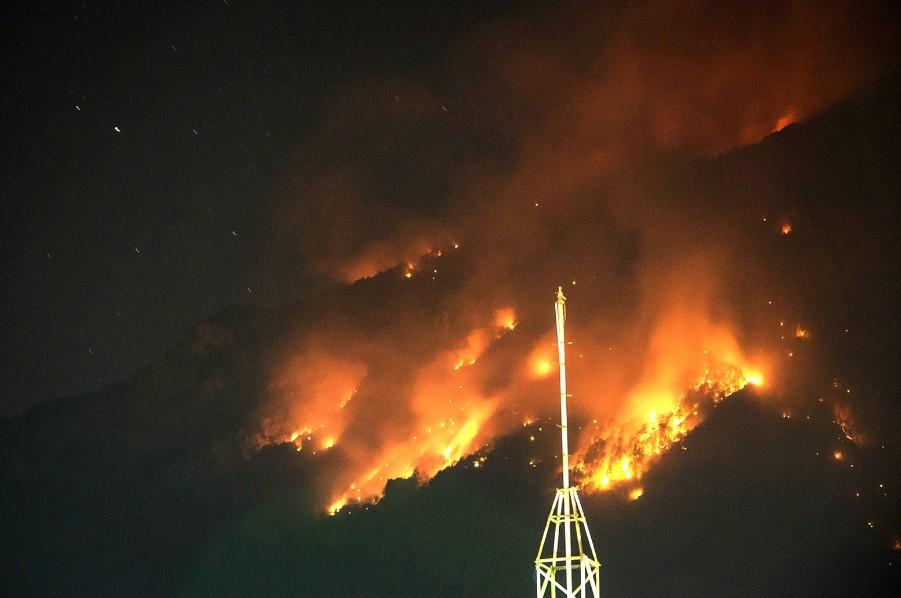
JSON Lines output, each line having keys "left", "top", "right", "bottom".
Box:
{"left": 247, "top": 0, "right": 900, "bottom": 514}
{"left": 254, "top": 256, "right": 773, "bottom": 513}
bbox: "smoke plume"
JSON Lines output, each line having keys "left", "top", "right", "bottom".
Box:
{"left": 261, "top": 0, "right": 899, "bottom": 508}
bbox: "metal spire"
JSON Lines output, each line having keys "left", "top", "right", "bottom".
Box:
{"left": 555, "top": 286, "right": 570, "bottom": 490}
{"left": 535, "top": 287, "right": 601, "bottom": 597}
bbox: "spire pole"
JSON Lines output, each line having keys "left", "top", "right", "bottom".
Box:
{"left": 555, "top": 286, "right": 570, "bottom": 489}
{"left": 535, "top": 287, "right": 601, "bottom": 597}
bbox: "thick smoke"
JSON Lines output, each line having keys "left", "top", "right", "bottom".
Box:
{"left": 263, "top": 0, "right": 898, "bottom": 507}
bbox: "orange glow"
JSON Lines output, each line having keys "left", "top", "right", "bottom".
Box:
{"left": 572, "top": 306, "right": 768, "bottom": 493}
{"left": 269, "top": 295, "right": 772, "bottom": 512}
{"left": 794, "top": 325, "right": 808, "bottom": 339}
{"left": 834, "top": 405, "right": 860, "bottom": 443}
{"left": 772, "top": 110, "right": 797, "bottom": 133}
{"left": 264, "top": 352, "right": 367, "bottom": 452}
{"left": 258, "top": 259, "right": 777, "bottom": 512}
{"left": 450, "top": 330, "right": 489, "bottom": 371}
{"left": 494, "top": 307, "right": 518, "bottom": 330}
{"left": 316, "top": 310, "right": 508, "bottom": 510}
{"left": 532, "top": 358, "right": 554, "bottom": 378}
{"left": 262, "top": 298, "right": 773, "bottom": 513}
{"left": 259, "top": 0, "right": 900, "bottom": 516}
{"left": 528, "top": 339, "right": 556, "bottom": 378}
{"left": 745, "top": 372, "right": 764, "bottom": 387}
{"left": 328, "top": 498, "right": 346, "bottom": 515}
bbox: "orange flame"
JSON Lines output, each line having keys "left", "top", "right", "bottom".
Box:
{"left": 261, "top": 283, "right": 772, "bottom": 512}
{"left": 572, "top": 308, "right": 768, "bottom": 493}
{"left": 772, "top": 110, "right": 797, "bottom": 133}
{"left": 494, "top": 307, "right": 518, "bottom": 331}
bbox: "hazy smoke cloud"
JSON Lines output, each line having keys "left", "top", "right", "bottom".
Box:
{"left": 262, "top": 0, "right": 898, "bottom": 507}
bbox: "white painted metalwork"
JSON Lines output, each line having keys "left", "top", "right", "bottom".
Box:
{"left": 535, "top": 287, "right": 601, "bottom": 597}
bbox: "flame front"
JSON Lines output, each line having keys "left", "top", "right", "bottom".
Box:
{"left": 574, "top": 362, "right": 763, "bottom": 494}
{"left": 256, "top": 275, "right": 773, "bottom": 513}
{"left": 569, "top": 303, "right": 767, "bottom": 494}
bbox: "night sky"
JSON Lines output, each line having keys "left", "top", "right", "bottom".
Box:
{"left": 3, "top": 1, "right": 901, "bottom": 597}
{"left": 3, "top": 0, "right": 511, "bottom": 415}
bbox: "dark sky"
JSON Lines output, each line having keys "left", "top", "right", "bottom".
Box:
{"left": 2, "top": 0, "right": 520, "bottom": 415}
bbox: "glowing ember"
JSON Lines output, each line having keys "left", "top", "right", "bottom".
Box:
{"left": 781, "top": 222, "right": 793, "bottom": 235}
{"left": 628, "top": 487, "right": 644, "bottom": 501}
{"left": 834, "top": 405, "right": 859, "bottom": 443}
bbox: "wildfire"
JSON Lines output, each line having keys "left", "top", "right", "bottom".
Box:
{"left": 575, "top": 359, "right": 766, "bottom": 493}
{"left": 494, "top": 307, "right": 518, "bottom": 331}
{"left": 745, "top": 372, "right": 765, "bottom": 386}
{"left": 772, "top": 110, "right": 797, "bottom": 133}
{"left": 283, "top": 308, "right": 769, "bottom": 512}
{"left": 260, "top": 268, "right": 774, "bottom": 514}
{"left": 328, "top": 498, "right": 346, "bottom": 516}
{"left": 276, "top": 315, "right": 769, "bottom": 513}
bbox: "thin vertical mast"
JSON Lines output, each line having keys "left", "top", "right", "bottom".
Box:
{"left": 555, "top": 286, "right": 570, "bottom": 489}
{"left": 555, "top": 286, "right": 574, "bottom": 592}
{"left": 535, "top": 288, "right": 601, "bottom": 597}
